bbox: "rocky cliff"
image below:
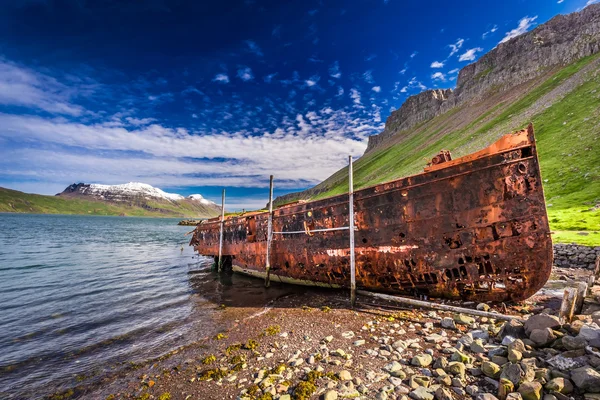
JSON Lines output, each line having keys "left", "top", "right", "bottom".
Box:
{"left": 366, "top": 3, "right": 600, "bottom": 152}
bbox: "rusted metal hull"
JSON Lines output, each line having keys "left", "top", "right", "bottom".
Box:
{"left": 190, "top": 125, "right": 553, "bottom": 302}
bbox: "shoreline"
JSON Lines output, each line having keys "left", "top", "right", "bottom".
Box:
{"left": 49, "top": 266, "right": 599, "bottom": 400}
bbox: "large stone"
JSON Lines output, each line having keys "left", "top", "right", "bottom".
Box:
{"left": 441, "top": 317, "right": 457, "bottom": 330}
{"left": 471, "top": 339, "right": 487, "bottom": 354}
{"left": 578, "top": 324, "right": 600, "bottom": 348}
{"left": 412, "top": 354, "right": 433, "bottom": 367}
{"left": 482, "top": 361, "right": 501, "bottom": 379}
{"left": 561, "top": 335, "right": 587, "bottom": 350}
{"left": 571, "top": 366, "right": 600, "bottom": 393}
{"left": 518, "top": 381, "right": 542, "bottom": 400}
{"left": 451, "top": 350, "right": 470, "bottom": 364}
{"left": 501, "top": 320, "right": 526, "bottom": 339}
{"left": 498, "top": 378, "right": 514, "bottom": 400}
{"left": 384, "top": 361, "right": 403, "bottom": 374}
{"left": 338, "top": 370, "right": 352, "bottom": 381}
{"left": 454, "top": 314, "right": 475, "bottom": 326}
{"left": 477, "top": 394, "right": 500, "bottom": 400}
{"left": 324, "top": 390, "right": 338, "bottom": 400}
{"left": 446, "top": 361, "right": 466, "bottom": 377}
{"left": 545, "top": 377, "right": 574, "bottom": 394}
{"left": 434, "top": 387, "right": 453, "bottom": 400}
{"left": 529, "top": 328, "right": 556, "bottom": 347}
{"left": 508, "top": 339, "right": 526, "bottom": 353}
{"left": 524, "top": 314, "right": 561, "bottom": 336}
{"left": 410, "top": 387, "right": 434, "bottom": 400}
{"left": 501, "top": 363, "right": 524, "bottom": 386}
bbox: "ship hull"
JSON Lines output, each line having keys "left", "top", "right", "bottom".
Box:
{"left": 190, "top": 125, "right": 553, "bottom": 302}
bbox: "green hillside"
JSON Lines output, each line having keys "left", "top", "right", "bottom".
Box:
{"left": 0, "top": 187, "right": 220, "bottom": 218}
{"left": 281, "top": 54, "right": 600, "bottom": 245}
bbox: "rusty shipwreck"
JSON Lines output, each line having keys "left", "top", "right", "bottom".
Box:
{"left": 190, "top": 124, "right": 553, "bottom": 302}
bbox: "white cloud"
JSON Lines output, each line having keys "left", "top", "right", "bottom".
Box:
{"left": 430, "top": 61, "right": 445, "bottom": 68}
{"left": 399, "top": 67, "right": 407, "bottom": 75}
{"left": 213, "top": 73, "right": 229, "bottom": 83}
{"left": 410, "top": 51, "right": 418, "bottom": 58}
{"left": 458, "top": 47, "right": 484, "bottom": 62}
{"left": 372, "top": 86, "right": 381, "bottom": 93}
{"left": 329, "top": 61, "right": 342, "bottom": 79}
{"left": 237, "top": 67, "right": 254, "bottom": 81}
{"left": 482, "top": 25, "right": 498, "bottom": 39}
{"left": 365, "top": 54, "right": 377, "bottom": 61}
{"left": 448, "top": 68, "right": 460, "bottom": 74}
{"left": 336, "top": 87, "right": 344, "bottom": 96}
{"left": 587, "top": 0, "right": 599, "bottom": 5}
{"left": 350, "top": 88, "right": 362, "bottom": 106}
{"left": 363, "top": 70, "right": 374, "bottom": 84}
{"left": 263, "top": 73, "right": 277, "bottom": 83}
{"left": 448, "top": 38, "right": 465, "bottom": 57}
{"left": 244, "top": 40, "right": 263, "bottom": 56}
{"left": 0, "top": 58, "right": 85, "bottom": 116}
{"left": 305, "top": 75, "right": 320, "bottom": 87}
{"left": 499, "top": 16, "right": 538, "bottom": 44}
{"left": 431, "top": 72, "right": 446, "bottom": 81}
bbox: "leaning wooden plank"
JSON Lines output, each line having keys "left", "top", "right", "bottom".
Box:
{"left": 356, "top": 290, "right": 521, "bottom": 321}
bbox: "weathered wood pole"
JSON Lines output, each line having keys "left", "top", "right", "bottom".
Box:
{"left": 265, "top": 175, "right": 274, "bottom": 287}
{"left": 357, "top": 290, "right": 521, "bottom": 321}
{"left": 559, "top": 287, "right": 577, "bottom": 323}
{"left": 349, "top": 155, "right": 356, "bottom": 307}
{"left": 218, "top": 188, "right": 225, "bottom": 272}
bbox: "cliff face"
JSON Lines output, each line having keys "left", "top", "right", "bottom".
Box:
{"left": 366, "top": 4, "right": 600, "bottom": 153}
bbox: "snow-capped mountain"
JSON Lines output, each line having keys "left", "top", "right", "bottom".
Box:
{"left": 57, "top": 182, "right": 221, "bottom": 217}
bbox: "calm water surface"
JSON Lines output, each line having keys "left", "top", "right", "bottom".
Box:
{"left": 0, "top": 214, "right": 293, "bottom": 399}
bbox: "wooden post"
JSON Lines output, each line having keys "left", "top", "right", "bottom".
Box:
{"left": 349, "top": 155, "right": 356, "bottom": 307}
{"left": 559, "top": 287, "right": 577, "bottom": 323}
{"left": 575, "top": 282, "right": 588, "bottom": 315}
{"left": 218, "top": 189, "right": 225, "bottom": 272}
{"left": 265, "top": 175, "right": 274, "bottom": 287}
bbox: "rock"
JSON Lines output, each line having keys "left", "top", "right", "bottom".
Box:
{"left": 524, "top": 314, "right": 561, "bottom": 336}
{"left": 508, "top": 348, "right": 523, "bottom": 362}
{"left": 529, "top": 328, "right": 556, "bottom": 347}
{"left": 425, "top": 334, "right": 445, "bottom": 343}
{"left": 561, "top": 335, "right": 587, "bottom": 350}
{"left": 518, "top": 381, "right": 542, "bottom": 400}
{"left": 492, "top": 356, "right": 509, "bottom": 365}
{"left": 506, "top": 394, "right": 523, "bottom": 400}
{"left": 501, "top": 363, "right": 524, "bottom": 386}
{"left": 471, "top": 339, "right": 487, "bottom": 354}
{"left": 324, "top": 390, "right": 338, "bottom": 400}
{"left": 502, "top": 336, "right": 517, "bottom": 346}
{"left": 353, "top": 339, "right": 366, "bottom": 346}
{"left": 450, "top": 351, "right": 470, "bottom": 363}
{"left": 546, "top": 353, "right": 588, "bottom": 370}
{"left": 410, "top": 387, "right": 434, "bottom": 400}
{"left": 466, "top": 385, "right": 479, "bottom": 396}
{"left": 477, "top": 394, "right": 499, "bottom": 400}
{"left": 280, "top": 396, "right": 291, "bottom": 400}
{"left": 434, "top": 387, "right": 453, "bottom": 400}
{"left": 331, "top": 349, "right": 346, "bottom": 357}
{"left": 571, "top": 366, "right": 600, "bottom": 393}
{"left": 454, "top": 314, "right": 475, "bottom": 325}
{"left": 545, "top": 377, "right": 573, "bottom": 394}
{"left": 342, "top": 331, "right": 355, "bottom": 339}
{"left": 412, "top": 354, "right": 433, "bottom": 367}
{"left": 433, "top": 357, "right": 448, "bottom": 370}
{"left": 324, "top": 335, "right": 333, "bottom": 342}
{"left": 338, "top": 370, "right": 352, "bottom": 381}
{"left": 578, "top": 324, "right": 600, "bottom": 348}
{"left": 384, "top": 361, "right": 403, "bottom": 374}
{"left": 375, "top": 391, "right": 388, "bottom": 400}
{"left": 477, "top": 303, "right": 490, "bottom": 311}
{"left": 502, "top": 320, "right": 526, "bottom": 339}
{"left": 389, "top": 376, "right": 403, "bottom": 387}
{"left": 441, "top": 317, "right": 457, "bottom": 330}
{"left": 489, "top": 347, "right": 508, "bottom": 357}
{"left": 482, "top": 361, "right": 501, "bottom": 379}
{"left": 508, "top": 339, "right": 526, "bottom": 353}
{"left": 446, "top": 361, "right": 466, "bottom": 377}
{"left": 498, "top": 378, "right": 514, "bottom": 400}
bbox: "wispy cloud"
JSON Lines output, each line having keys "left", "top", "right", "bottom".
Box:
{"left": 244, "top": 40, "right": 263, "bottom": 56}
{"left": 213, "top": 73, "right": 230, "bottom": 83}
{"left": 499, "top": 16, "right": 538, "bottom": 44}
{"left": 458, "top": 47, "right": 484, "bottom": 62}
{"left": 263, "top": 73, "right": 277, "bottom": 83}
{"left": 237, "top": 67, "right": 254, "bottom": 81}
{"left": 430, "top": 61, "right": 444, "bottom": 68}
{"left": 272, "top": 25, "right": 281, "bottom": 38}
{"left": 587, "top": 0, "right": 598, "bottom": 5}
{"left": 410, "top": 51, "right": 418, "bottom": 58}
{"left": 365, "top": 54, "right": 377, "bottom": 62}
{"left": 362, "top": 70, "right": 374, "bottom": 84}
{"left": 329, "top": 61, "right": 341, "bottom": 79}
{"left": 305, "top": 75, "right": 320, "bottom": 87}
{"left": 448, "top": 38, "right": 465, "bottom": 57}
{"left": 482, "top": 25, "right": 498, "bottom": 39}
{"left": 0, "top": 58, "right": 85, "bottom": 116}
{"left": 372, "top": 86, "right": 381, "bottom": 93}
{"left": 431, "top": 72, "right": 446, "bottom": 81}
{"left": 350, "top": 88, "right": 362, "bottom": 106}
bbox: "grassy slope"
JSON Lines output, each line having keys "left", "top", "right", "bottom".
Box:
{"left": 0, "top": 187, "right": 220, "bottom": 218}
{"left": 295, "top": 54, "right": 600, "bottom": 245}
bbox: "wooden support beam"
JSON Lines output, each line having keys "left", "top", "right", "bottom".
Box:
{"left": 356, "top": 290, "right": 521, "bottom": 321}
{"left": 218, "top": 188, "right": 225, "bottom": 272}
{"left": 349, "top": 155, "right": 356, "bottom": 308}
{"left": 559, "top": 287, "right": 577, "bottom": 323}
{"left": 265, "top": 175, "right": 274, "bottom": 287}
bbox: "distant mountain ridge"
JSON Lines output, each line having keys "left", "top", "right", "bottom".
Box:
{"left": 0, "top": 183, "right": 221, "bottom": 218}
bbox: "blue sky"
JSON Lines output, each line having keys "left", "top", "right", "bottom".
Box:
{"left": 0, "top": 0, "right": 595, "bottom": 210}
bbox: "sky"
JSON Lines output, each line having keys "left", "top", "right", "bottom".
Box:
{"left": 0, "top": 0, "right": 596, "bottom": 210}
